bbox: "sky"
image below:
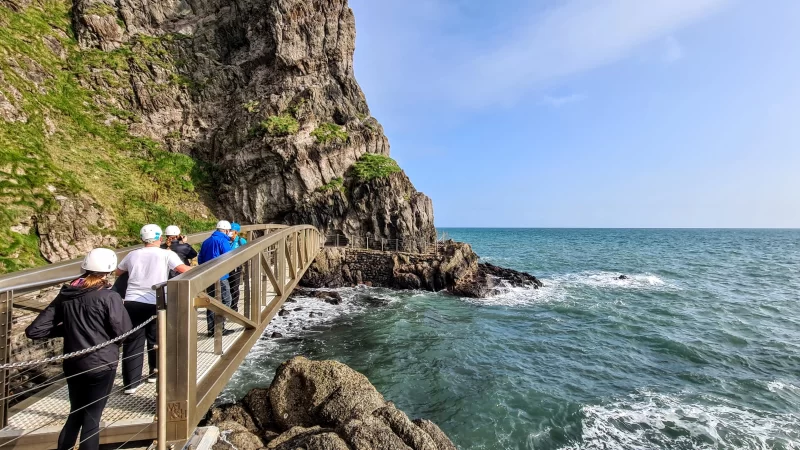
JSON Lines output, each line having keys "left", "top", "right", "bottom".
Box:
{"left": 347, "top": 0, "right": 800, "bottom": 228}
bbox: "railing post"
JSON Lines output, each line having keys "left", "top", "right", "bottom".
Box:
{"left": 0, "top": 289, "right": 12, "bottom": 428}
{"left": 277, "top": 236, "right": 287, "bottom": 295}
{"left": 243, "top": 261, "right": 251, "bottom": 321}
{"left": 214, "top": 281, "right": 223, "bottom": 355}
{"left": 156, "top": 287, "right": 168, "bottom": 450}
{"left": 249, "top": 254, "right": 261, "bottom": 321}
{"left": 296, "top": 232, "right": 302, "bottom": 271}
{"left": 165, "top": 278, "right": 197, "bottom": 446}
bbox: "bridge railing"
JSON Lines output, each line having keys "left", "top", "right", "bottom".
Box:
{"left": 158, "top": 225, "right": 321, "bottom": 448}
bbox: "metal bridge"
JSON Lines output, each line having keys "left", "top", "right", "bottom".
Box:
{"left": 0, "top": 224, "right": 323, "bottom": 450}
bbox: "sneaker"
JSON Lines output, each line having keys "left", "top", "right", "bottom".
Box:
{"left": 222, "top": 328, "right": 236, "bottom": 336}
{"left": 124, "top": 386, "right": 139, "bottom": 395}
{"left": 146, "top": 373, "right": 157, "bottom": 383}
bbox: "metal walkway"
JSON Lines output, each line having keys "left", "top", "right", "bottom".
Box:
{"left": 0, "top": 225, "right": 321, "bottom": 450}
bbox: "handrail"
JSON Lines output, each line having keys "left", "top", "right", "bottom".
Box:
{"left": 0, "top": 224, "right": 287, "bottom": 296}
{"left": 162, "top": 224, "right": 321, "bottom": 449}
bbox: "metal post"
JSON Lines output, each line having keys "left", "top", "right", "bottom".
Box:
{"left": 156, "top": 287, "right": 168, "bottom": 450}
{"left": 336, "top": 234, "right": 339, "bottom": 247}
{"left": 165, "top": 278, "right": 196, "bottom": 445}
{"left": 366, "top": 236, "right": 369, "bottom": 250}
{"left": 0, "top": 289, "right": 12, "bottom": 428}
{"left": 214, "top": 281, "right": 223, "bottom": 355}
{"left": 243, "top": 261, "right": 251, "bottom": 321}
{"left": 250, "top": 255, "right": 261, "bottom": 321}
{"left": 381, "top": 240, "right": 385, "bottom": 252}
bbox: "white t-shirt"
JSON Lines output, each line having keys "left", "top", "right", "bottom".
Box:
{"left": 118, "top": 247, "right": 184, "bottom": 305}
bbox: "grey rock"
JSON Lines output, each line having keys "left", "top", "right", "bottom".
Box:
{"left": 412, "top": 419, "right": 458, "bottom": 450}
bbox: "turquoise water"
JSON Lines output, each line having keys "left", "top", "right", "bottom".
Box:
{"left": 223, "top": 229, "right": 800, "bottom": 449}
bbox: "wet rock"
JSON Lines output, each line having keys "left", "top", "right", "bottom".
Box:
{"left": 278, "top": 309, "right": 290, "bottom": 317}
{"left": 220, "top": 357, "right": 457, "bottom": 450}
{"left": 270, "top": 332, "right": 283, "bottom": 339}
{"left": 618, "top": 275, "right": 629, "bottom": 280}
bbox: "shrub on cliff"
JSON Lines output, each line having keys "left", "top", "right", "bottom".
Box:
{"left": 311, "top": 123, "right": 348, "bottom": 144}
{"left": 261, "top": 115, "right": 300, "bottom": 136}
{"left": 352, "top": 154, "right": 402, "bottom": 182}
{"left": 318, "top": 177, "right": 344, "bottom": 193}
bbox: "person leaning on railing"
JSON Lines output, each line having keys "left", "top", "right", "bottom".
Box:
{"left": 115, "top": 224, "right": 191, "bottom": 394}
{"left": 198, "top": 220, "right": 235, "bottom": 337}
{"left": 25, "top": 248, "right": 133, "bottom": 450}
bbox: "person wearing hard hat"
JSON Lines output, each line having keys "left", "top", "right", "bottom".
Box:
{"left": 227, "top": 223, "right": 248, "bottom": 313}
{"left": 26, "top": 248, "right": 132, "bottom": 450}
{"left": 198, "top": 220, "right": 235, "bottom": 337}
{"left": 115, "top": 224, "right": 191, "bottom": 394}
{"left": 161, "top": 225, "right": 198, "bottom": 278}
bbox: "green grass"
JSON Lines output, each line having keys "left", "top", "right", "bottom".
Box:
{"left": 84, "top": 3, "right": 116, "bottom": 16}
{"left": 261, "top": 114, "right": 299, "bottom": 137}
{"left": 0, "top": 0, "right": 216, "bottom": 272}
{"left": 318, "top": 177, "right": 344, "bottom": 193}
{"left": 351, "top": 154, "right": 401, "bottom": 182}
{"left": 311, "top": 123, "right": 348, "bottom": 144}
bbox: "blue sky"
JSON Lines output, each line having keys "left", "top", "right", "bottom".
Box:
{"left": 348, "top": 0, "right": 800, "bottom": 228}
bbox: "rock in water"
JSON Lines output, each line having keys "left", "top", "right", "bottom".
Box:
{"left": 207, "top": 356, "right": 458, "bottom": 450}
{"left": 618, "top": 275, "right": 629, "bottom": 280}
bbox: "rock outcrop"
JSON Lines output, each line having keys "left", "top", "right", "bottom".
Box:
{"left": 2, "top": 0, "right": 434, "bottom": 269}
{"left": 207, "top": 356, "right": 457, "bottom": 450}
{"left": 301, "top": 241, "right": 543, "bottom": 298}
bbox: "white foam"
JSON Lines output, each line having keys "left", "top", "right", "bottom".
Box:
{"left": 767, "top": 381, "right": 800, "bottom": 393}
{"left": 563, "top": 391, "right": 800, "bottom": 449}
{"left": 554, "top": 271, "right": 675, "bottom": 290}
{"left": 459, "top": 279, "right": 563, "bottom": 307}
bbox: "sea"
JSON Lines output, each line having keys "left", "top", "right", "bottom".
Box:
{"left": 221, "top": 228, "right": 800, "bottom": 449}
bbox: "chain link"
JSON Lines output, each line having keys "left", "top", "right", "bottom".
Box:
{"left": 0, "top": 316, "right": 156, "bottom": 370}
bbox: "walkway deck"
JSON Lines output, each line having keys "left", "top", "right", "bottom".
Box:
{"left": 0, "top": 286, "right": 280, "bottom": 449}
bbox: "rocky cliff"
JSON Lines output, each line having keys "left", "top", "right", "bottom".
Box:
{"left": 207, "top": 356, "right": 458, "bottom": 450}
{"left": 0, "top": 0, "right": 435, "bottom": 272}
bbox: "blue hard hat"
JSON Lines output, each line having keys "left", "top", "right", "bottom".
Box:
{"left": 231, "top": 223, "right": 241, "bottom": 232}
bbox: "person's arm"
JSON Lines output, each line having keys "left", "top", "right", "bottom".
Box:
{"left": 240, "top": 237, "right": 247, "bottom": 245}
{"left": 167, "top": 250, "right": 190, "bottom": 274}
{"left": 25, "top": 298, "right": 64, "bottom": 340}
{"left": 115, "top": 253, "right": 131, "bottom": 277}
{"left": 105, "top": 292, "right": 132, "bottom": 338}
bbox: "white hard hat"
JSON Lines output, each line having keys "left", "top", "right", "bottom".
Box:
{"left": 216, "top": 220, "right": 232, "bottom": 230}
{"left": 140, "top": 224, "right": 163, "bottom": 242}
{"left": 81, "top": 248, "right": 118, "bottom": 273}
{"left": 165, "top": 225, "right": 181, "bottom": 236}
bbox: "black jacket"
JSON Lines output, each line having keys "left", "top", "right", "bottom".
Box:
{"left": 26, "top": 283, "right": 132, "bottom": 375}
{"left": 162, "top": 241, "right": 197, "bottom": 278}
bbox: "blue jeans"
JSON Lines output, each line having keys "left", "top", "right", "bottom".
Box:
{"left": 206, "top": 279, "right": 232, "bottom": 332}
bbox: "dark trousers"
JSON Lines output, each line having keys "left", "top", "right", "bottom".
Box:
{"left": 229, "top": 267, "right": 242, "bottom": 313}
{"left": 122, "top": 301, "right": 157, "bottom": 387}
{"left": 206, "top": 279, "right": 232, "bottom": 332}
{"left": 57, "top": 369, "right": 116, "bottom": 450}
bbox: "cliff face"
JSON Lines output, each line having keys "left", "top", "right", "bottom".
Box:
{"left": 0, "top": 0, "right": 435, "bottom": 271}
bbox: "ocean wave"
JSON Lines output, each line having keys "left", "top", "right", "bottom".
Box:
{"left": 563, "top": 391, "right": 800, "bottom": 449}
{"left": 767, "top": 381, "right": 800, "bottom": 393}
{"left": 554, "top": 271, "right": 676, "bottom": 290}
{"left": 460, "top": 281, "right": 563, "bottom": 307}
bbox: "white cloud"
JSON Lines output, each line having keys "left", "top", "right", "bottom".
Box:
{"left": 541, "top": 94, "right": 587, "bottom": 107}
{"left": 662, "top": 36, "right": 684, "bottom": 63}
{"left": 454, "top": 0, "right": 727, "bottom": 106}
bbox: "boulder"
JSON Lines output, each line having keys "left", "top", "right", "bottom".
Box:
{"left": 269, "top": 356, "right": 386, "bottom": 429}
{"left": 215, "top": 357, "right": 459, "bottom": 450}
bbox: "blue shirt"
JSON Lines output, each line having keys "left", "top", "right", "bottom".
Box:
{"left": 198, "top": 231, "right": 232, "bottom": 280}
{"left": 231, "top": 236, "right": 247, "bottom": 249}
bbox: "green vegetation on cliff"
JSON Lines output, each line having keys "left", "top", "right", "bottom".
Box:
{"left": 351, "top": 154, "right": 402, "bottom": 182}
{"left": 262, "top": 114, "right": 300, "bottom": 137}
{"left": 311, "top": 122, "right": 348, "bottom": 144}
{"left": 0, "top": 0, "right": 215, "bottom": 272}
{"left": 318, "top": 177, "right": 344, "bottom": 193}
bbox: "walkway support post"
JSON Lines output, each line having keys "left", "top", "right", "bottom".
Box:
{"left": 165, "top": 278, "right": 196, "bottom": 446}
{"left": 156, "top": 286, "right": 168, "bottom": 450}
{"left": 0, "top": 289, "right": 11, "bottom": 428}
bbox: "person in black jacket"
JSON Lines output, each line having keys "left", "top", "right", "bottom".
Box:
{"left": 162, "top": 225, "right": 198, "bottom": 278}
{"left": 26, "top": 248, "right": 132, "bottom": 450}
